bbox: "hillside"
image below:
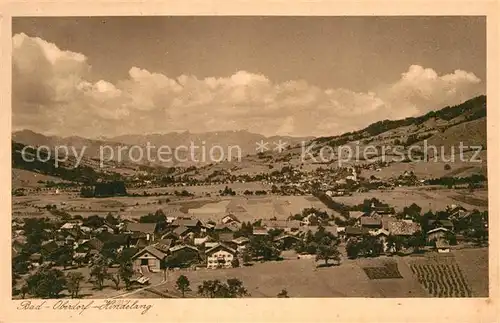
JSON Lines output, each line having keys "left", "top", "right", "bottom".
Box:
{"left": 11, "top": 95, "right": 487, "bottom": 182}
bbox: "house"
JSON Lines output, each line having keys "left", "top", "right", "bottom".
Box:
{"left": 387, "top": 220, "right": 421, "bottom": 236}
{"left": 369, "top": 203, "right": 395, "bottom": 215}
{"left": 427, "top": 227, "right": 451, "bottom": 242}
{"left": 435, "top": 240, "right": 450, "bottom": 253}
{"left": 428, "top": 219, "right": 454, "bottom": 231}
{"left": 348, "top": 211, "right": 365, "bottom": 220}
{"left": 170, "top": 218, "right": 203, "bottom": 233}
{"left": 124, "top": 223, "right": 157, "bottom": 242}
{"left": 167, "top": 244, "right": 201, "bottom": 268}
{"left": 344, "top": 226, "right": 370, "bottom": 238}
{"left": 218, "top": 232, "right": 235, "bottom": 244}
{"left": 360, "top": 217, "right": 382, "bottom": 230}
{"left": 194, "top": 236, "right": 214, "bottom": 246}
{"left": 300, "top": 214, "right": 318, "bottom": 226}
{"left": 261, "top": 220, "right": 301, "bottom": 233}
{"left": 299, "top": 225, "right": 338, "bottom": 237}
{"left": 173, "top": 226, "right": 191, "bottom": 238}
{"left": 221, "top": 214, "right": 241, "bottom": 225}
{"left": 447, "top": 204, "right": 467, "bottom": 216}
{"left": 131, "top": 245, "right": 166, "bottom": 273}
{"left": 41, "top": 240, "right": 60, "bottom": 256}
{"left": 214, "top": 223, "right": 238, "bottom": 233}
{"left": 274, "top": 234, "right": 301, "bottom": 250}
{"left": 252, "top": 227, "right": 268, "bottom": 236}
{"left": 231, "top": 236, "right": 250, "bottom": 252}
{"left": 153, "top": 238, "right": 174, "bottom": 253}
{"left": 205, "top": 243, "right": 237, "bottom": 269}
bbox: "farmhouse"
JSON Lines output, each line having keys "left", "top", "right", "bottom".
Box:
{"left": 131, "top": 245, "right": 166, "bottom": 273}
{"left": 262, "top": 220, "right": 301, "bottom": 233}
{"left": 170, "top": 218, "right": 203, "bottom": 233}
{"left": 344, "top": 226, "right": 370, "bottom": 238}
{"left": 206, "top": 243, "right": 237, "bottom": 269}
{"left": 427, "top": 227, "right": 451, "bottom": 242}
{"left": 221, "top": 214, "right": 241, "bottom": 225}
{"left": 348, "top": 211, "right": 365, "bottom": 220}
{"left": 274, "top": 234, "right": 301, "bottom": 249}
{"left": 428, "top": 219, "right": 454, "bottom": 231}
{"left": 252, "top": 227, "right": 268, "bottom": 236}
{"left": 231, "top": 236, "right": 250, "bottom": 252}
{"left": 387, "top": 220, "right": 421, "bottom": 236}
{"left": 360, "top": 217, "right": 382, "bottom": 230}
{"left": 124, "top": 222, "right": 157, "bottom": 242}
{"left": 167, "top": 244, "right": 201, "bottom": 268}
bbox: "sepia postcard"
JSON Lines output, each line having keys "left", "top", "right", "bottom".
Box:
{"left": 1, "top": 0, "right": 499, "bottom": 322}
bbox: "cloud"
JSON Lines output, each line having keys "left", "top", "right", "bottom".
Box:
{"left": 12, "top": 33, "right": 485, "bottom": 138}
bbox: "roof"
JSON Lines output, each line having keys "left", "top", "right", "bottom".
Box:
{"left": 41, "top": 240, "right": 59, "bottom": 252}
{"left": 169, "top": 244, "right": 199, "bottom": 253}
{"left": 429, "top": 219, "right": 453, "bottom": 228}
{"left": 154, "top": 239, "right": 173, "bottom": 252}
{"left": 252, "top": 227, "right": 268, "bottom": 235}
{"left": 427, "top": 227, "right": 451, "bottom": 234}
{"left": 370, "top": 229, "right": 390, "bottom": 237}
{"left": 125, "top": 222, "right": 157, "bottom": 234}
{"left": 219, "top": 232, "right": 235, "bottom": 242}
{"left": 205, "top": 243, "right": 237, "bottom": 255}
{"left": 88, "top": 238, "right": 104, "bottom": 251}
{"left": 371, "top": 206, "right": 395, "bottom": 214}
{"left": 274, "top": 234, "right": 301, "bottom": 242}
{"left": 171, "top": 218, "right": 201, "bottom": 228}
{"left": 360, "top": 217, "right": 382, "bottom": 227}
{"left": 388, "top": 220, "right": 421, "bottom": 236}
{"left": 173, "top": 226, "right": 190, "bottom": 236}
{"left": 132, "top": 245, "right": 166, "bottom": 260}
{"left": 222, "top": 214, "right": 241, "bottom": 223}
{"left": 300, "top": 225, "right": 338, "bottom": 236}
{"left": 345, "top": 226, "right": 369, "bottom": 235}
{"left": 261, "top": 220, "right": 301, "bottom": 229}
{"left": 232, "top": 236, "right": 250, "bottom": 244}
{"left": 214, "top": 223, "right": 238, "bottom": 232}
{"left": 348, "top": 211, "right": 365, "bottom": 219}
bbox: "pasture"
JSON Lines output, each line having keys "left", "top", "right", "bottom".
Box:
{"left": 331, "top": 186, "right": 488, "bottom": 212}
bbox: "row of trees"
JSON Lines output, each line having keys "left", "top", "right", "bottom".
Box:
{"left": 175, "top": 275, "right": 252, "bottom": 298}
{"left": 14, "top": 255, "right": 136, "bottom": 299}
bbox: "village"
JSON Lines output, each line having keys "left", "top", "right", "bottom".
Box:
{"left": 11, "top": 173, "right": 489, "bottom": 299}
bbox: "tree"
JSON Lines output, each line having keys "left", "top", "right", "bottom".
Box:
{"left": 315, "top": 237, "right": 341, "bottom": 266}
{"left": 20, "top": 283, "right": 29, "bottom": 299}
{"left": 242, "top": 250, "right": 252, "bottom": 265}
{"left": 90, "top": 257, "right": 108, "bottom": 290}
{"left": 231, "top": 257, "right": 240, "bottom": 268}
{"left": 176, "top": 275, "right": 191, "bottom": 298}
{"left": 277, "top": 289, "right": 289, "bottom": 298}
{"left": 408, "top": 231, "right": 426, "bottom": 253}
{"left": 108, "top": 272, "right": 121, "bottom": 290}
{"left": 197, "top": 279, "right": 249, "bottom": 298}
{"left": 58, "top": 252, "right": 73, "bottom": 270}
{"left": 26, "top": 268, "right": 66, "bottom": 298}
{"left": 119, "top": 261, "right": 134, "bottom": 290}
{"left": 346, "top": 238, "right": 360, "bottom": 259}
{"left": 444, "top": 164, "right": 452, "bottom": 171}
{"left": 66, "top": 272, "right": 84, "bottom": 298}
{"left": 226, "top": 278, "right": 249, "bottom": 297}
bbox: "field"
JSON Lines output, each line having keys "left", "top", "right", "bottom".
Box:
{"left": 409, "top": 258, "right": 472, "bottom": 297}
{"left": 11, "top": 190, "right": 332, "bottom": 222}
{"left": 331, "top": 186, "right": 488, "bottom": 212}
{"left": 138, "top": 256, "right": 428, "bottom": 298}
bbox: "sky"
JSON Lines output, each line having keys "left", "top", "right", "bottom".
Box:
{"left": 12, "top": 16, "right": 486, "bottom": 138}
